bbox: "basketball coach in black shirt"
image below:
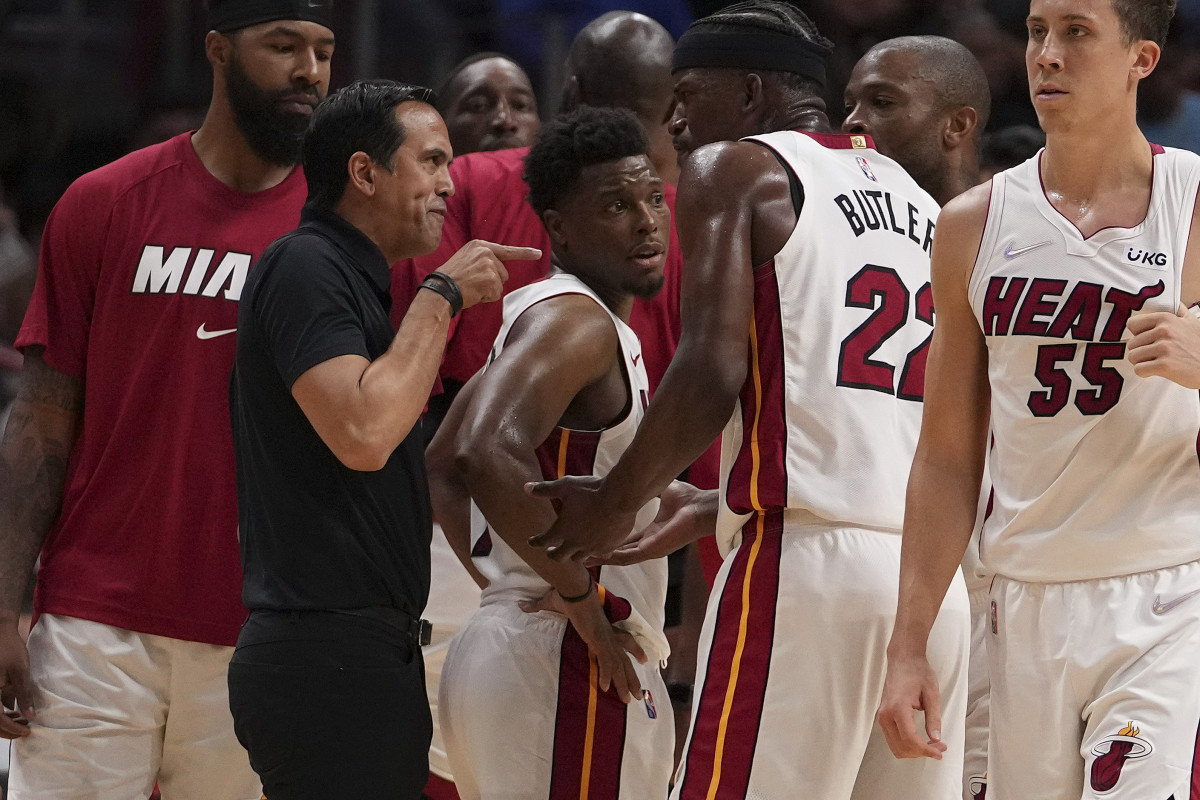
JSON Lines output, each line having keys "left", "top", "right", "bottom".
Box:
{"left": 227, "top": 79, "right": 537, "bottom": 799}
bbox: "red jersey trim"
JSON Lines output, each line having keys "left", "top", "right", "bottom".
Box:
{"left": 796, "top": 131, "right": 878, "bottom": 151}
{"left": 726, "top": 260, "right": 788, "bottom": 514}
{"left": 678, "top": 513, "right": 782, "bottom": 799}
{"left": 550, "top": 582, "right": 628, "bottom": 800}
{"left": 536, "top": 428, "right": 603, "bottom": 482}
{"left": 1189, "top": 709, "right": 1200, "bottom": 800}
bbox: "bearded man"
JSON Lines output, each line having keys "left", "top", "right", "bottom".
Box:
{"left": 0, "top": 2, "right": 336, "bottom": 797}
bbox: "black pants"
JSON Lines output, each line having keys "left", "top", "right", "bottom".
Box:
{"left": 228, "top": 609, "right": 432, "bottom": 800}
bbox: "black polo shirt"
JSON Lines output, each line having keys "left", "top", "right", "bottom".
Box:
{"left": 230, "top": 206, "right": 431, "bottom": 617}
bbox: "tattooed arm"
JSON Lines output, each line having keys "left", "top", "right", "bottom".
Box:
{"left": 0, "top": 347, "right": 82, "bottom": 736}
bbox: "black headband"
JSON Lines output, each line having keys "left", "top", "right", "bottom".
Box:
{"left": 672, "top": 29, "right": 829, "bottom": 88}
{"left": 207, "top": 0, "right": 334, "bottom": 34}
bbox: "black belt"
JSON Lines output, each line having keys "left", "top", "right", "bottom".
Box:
{"left": 329, "top": 606, "right": 432, "bottom": 647}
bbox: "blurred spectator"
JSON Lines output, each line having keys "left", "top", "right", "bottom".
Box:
{"left": 492, "top": 0, "right": 692, "bottom": 111}
{"left": 437, "top": 53, "right": 541, "bottom": 155}
{"left": 979, "top": 124, "right": 1045, "bottom": 181}
{"left": 948, "top": 7, "right": 1039, "bottom": 130}
{"left": 807, "top": 0, "right": 956, "bottom": 125}
{"left": 127, "top": 104, "right": 209, "bottom": 152}
{"left": 0, "top": 180, "right": 35, "bottom": 348}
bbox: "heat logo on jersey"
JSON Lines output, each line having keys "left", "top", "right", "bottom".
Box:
{"left": 642, "top": 689, "right": 657, "bottom": 720}
{"left": 981, "top": 278, "right": 1163, "bottom": 341}
{"left": 856, "top": 156, "right": 878, "bottom": 182}
{"left": 982, "top": 279, "right": 1165, "bottom": 418}
{"left": 131, "top": 245, "right": 252, "bottom": 301}
{"left": 1089, "top": 721, "right": 1152, "bottom": 793}
{"left": 968, "top": 773, "right": 987, "bottom": 799}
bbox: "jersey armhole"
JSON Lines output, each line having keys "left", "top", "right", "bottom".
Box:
{"left": 966, "top": 177, "right": 1001, "bottom": 306}
{"left": 747, "top": 140, "right": 804, "bottom": 216}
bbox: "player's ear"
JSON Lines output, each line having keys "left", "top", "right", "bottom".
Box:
{"left": 743, "top": 73, "right": 766, "bottom": 113}
{"left": 206, "top": 30, "right": 233, "bottom": 68}
{"left": 543, "top": 209, "right": 567, "bottom": 250}
{"left": 1131, "top": 40, "right": 1161, "bottom": 82}
{"left": 943, "top": 106, "right": 979, "bottom": 149}
{"left": 345, "top": 152, "right": 377, "bottom": 199}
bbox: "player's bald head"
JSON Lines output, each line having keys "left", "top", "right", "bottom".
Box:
{"left": 866, "top": 35, "right": 991, "bottom": 130}
{"left": 562, "top": 11, "right": 674, "bottom": 113}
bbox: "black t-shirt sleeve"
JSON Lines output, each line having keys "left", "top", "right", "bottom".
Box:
{"left": 252, "top": 236, "right": 372, "bottom": 388}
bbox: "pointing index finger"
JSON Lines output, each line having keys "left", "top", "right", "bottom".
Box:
{"left": 482, "top": 242, "right": 542, "bottom": 261}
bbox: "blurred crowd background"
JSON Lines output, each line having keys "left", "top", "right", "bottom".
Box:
{"left": 1, "top": 0, "right": 1199, "bottom": 353}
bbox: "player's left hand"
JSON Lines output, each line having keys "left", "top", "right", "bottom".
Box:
{"left": 1126, "top": 305, "right": 1200, "bottom": 389}
{"left": 519, "top": 588, "right": 647, "bottom": 703}
{"left": 877, "top": 651, "right": 947, "bottom": 760}
{"left": 525, "top": 475, "right": 636, "bottom": 561}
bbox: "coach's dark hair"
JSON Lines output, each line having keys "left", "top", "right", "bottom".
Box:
{"left": 303, "top": 79, "right": 436, "bottom": 211}
{"left": 1111, "top": 0, "right": 1175, "bottom": 47}
{"left": 688, "top": 0, "right": 833, "bottom": 101}
{"left": 523, "top": 106, "right": 649, "bottom": 216}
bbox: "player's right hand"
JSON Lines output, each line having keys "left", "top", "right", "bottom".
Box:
{"left": 520, "top": 589, "right": 645, "bottom": 703}
{"left": 0, "top": 622, "right": 37, "bottom": 739}
{"left": 436, "top": 240, "right": 541, "bottom": 309}
{"left": 876, "top": 651, "right": 946, "bottom": 760}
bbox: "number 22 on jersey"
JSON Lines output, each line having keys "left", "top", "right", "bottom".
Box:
{"left": 836, "top": 264, "right": 933, "bottom": 401}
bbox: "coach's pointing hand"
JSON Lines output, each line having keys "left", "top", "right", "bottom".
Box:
{"left": 436, "top": 240, "right": 540, "bottom": 308}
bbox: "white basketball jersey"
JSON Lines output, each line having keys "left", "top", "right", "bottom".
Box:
{"left": 715, "top": 131, "right": 941, "bottom": 554}
{"left": 968, "top": 146, "right": 1200, "bottom": 582}
{"left": 468, "top": 272, "right": 668, "bottom": 660}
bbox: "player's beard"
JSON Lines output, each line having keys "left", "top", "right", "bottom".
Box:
{"left": 224, "top": 52, "right": 316, "bottom": 168}
{"left": 627, "top": 272, "right": 665, "bottom": 299}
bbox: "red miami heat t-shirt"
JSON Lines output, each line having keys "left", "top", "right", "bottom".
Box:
{"left": 17, "top": 132, "right": 307, "bottom": 645}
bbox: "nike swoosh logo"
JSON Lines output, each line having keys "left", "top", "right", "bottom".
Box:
{"left": 1004, "top": 241, "right": 1052, "bottom": 259}
{"left": 632, "top": 353, "right": 642, "bottom": 366}
{"left": 1151, "top": 588, "right": 1200, "bottom": 615}
{"left": 196, "top": 323, "right": 237, "bottom": 340}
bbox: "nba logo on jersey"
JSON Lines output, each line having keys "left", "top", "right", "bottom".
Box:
{"left": 855, "top": 156, "right": 877, "bottom": 182}
{"left": 642, "top": 689, "right": 657, "bottom": 719}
